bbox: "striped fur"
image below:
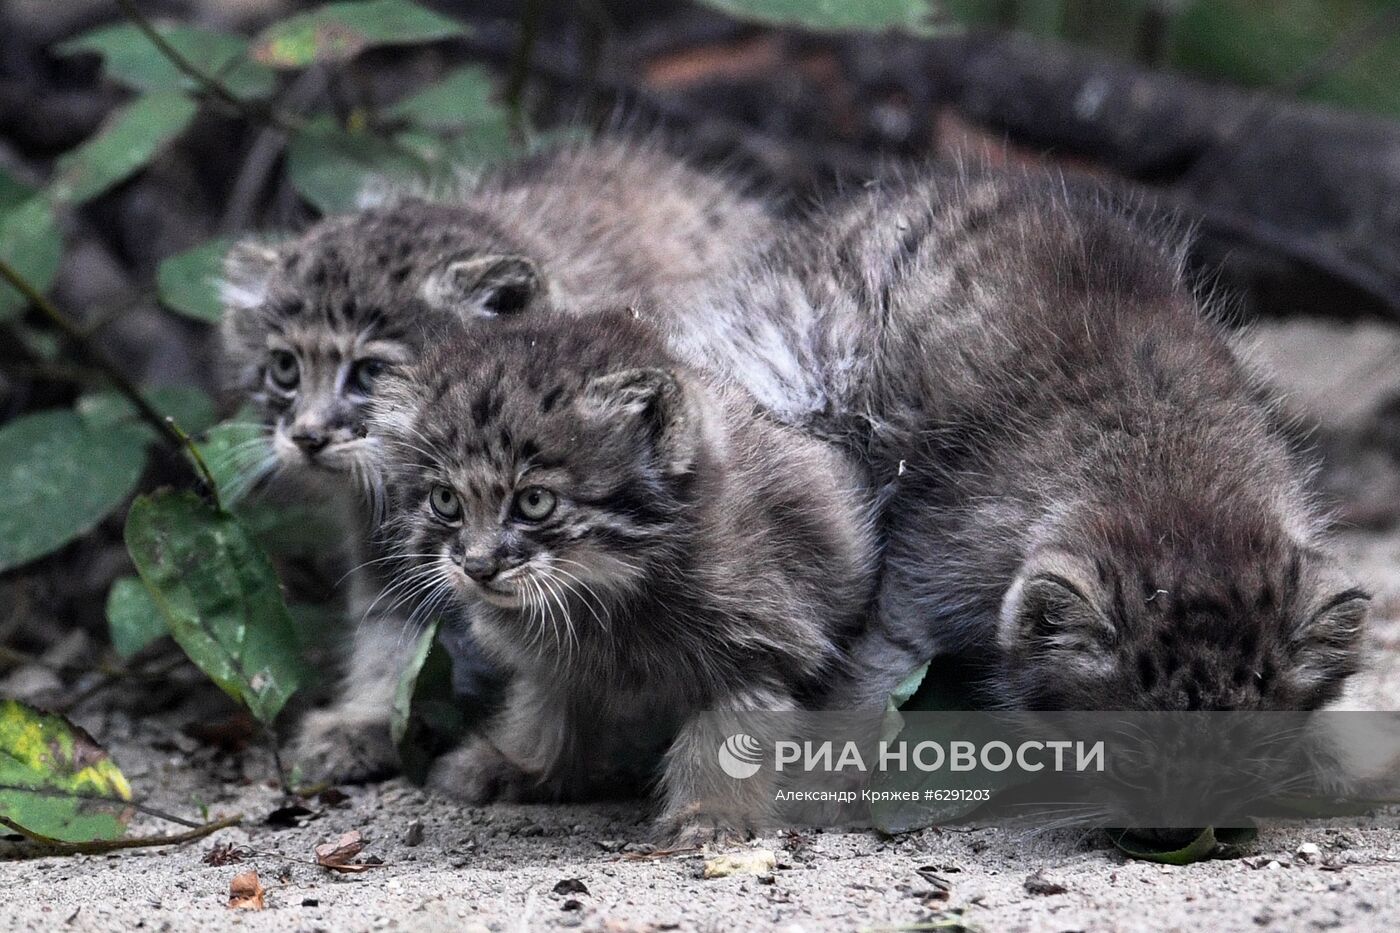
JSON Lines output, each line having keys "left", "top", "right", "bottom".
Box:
{"left": 215, "top": 139, "right": 778, "bottom": 782}
{"left": 686, "top": 165, "right": 1368, "bottom": 712}
{"left": 369, "top": 311, "right": 877, "bottom": 842}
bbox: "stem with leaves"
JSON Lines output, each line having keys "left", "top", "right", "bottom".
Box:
{"left": 0, "top": 260, "right": 180, "bottom": 448}
{"left": 163, "top": 416, "right": 226, "bottom": 514}
{"left": 0, "top": 258, "right": 224, "bottom": 504}
{"left": 114, "top": 0, "right": 303, "bottom": 134}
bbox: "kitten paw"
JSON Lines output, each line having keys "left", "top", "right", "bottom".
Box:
{"left": 656, "top": 805, "right": 752, "bottom": 849}
{"left": 426, "top": 740, "right": 540, "bottom": 804}
{"left": 292, "top": 709, "right": 398, "bottom": 784}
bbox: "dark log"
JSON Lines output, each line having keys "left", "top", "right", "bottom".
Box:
{"left": 918, "top": 32, "right": 1400, "bottom": 320}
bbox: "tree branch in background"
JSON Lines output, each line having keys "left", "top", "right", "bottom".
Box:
{"left": 114, "top": 0, "right": 304, "bottom": 134}
{"left": 918, "top": 31, "right": 1400, "bottom": 320}
{"left": 505, "top": 0, "right": 545, "bottom": 139}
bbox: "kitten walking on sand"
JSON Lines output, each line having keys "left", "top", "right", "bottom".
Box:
{"left": 217, "top": 139, "right": 777, "bottom": 781}
{"left": 368, "top": 310, "right": 877, "bottom": 841}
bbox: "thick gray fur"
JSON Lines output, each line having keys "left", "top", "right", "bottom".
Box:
{"left": 216, "top": 138, "right": 778, "bottom": 782}
{"left": 683, "top": 164, "right": 1368, "bottom": 713}
{"left": 368, "top": 311, "right": 878, "bottom": 842}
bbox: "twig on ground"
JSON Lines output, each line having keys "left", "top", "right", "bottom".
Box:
{"left": 0, "top": 815, "right": 242, "bottom": 854}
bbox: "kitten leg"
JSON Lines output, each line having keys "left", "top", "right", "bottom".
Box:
{"left": 656, "top": 686, "right": 796, "bottom": 847}
{"left": 292, "top": 615, "right": 413, "bottom": 783}
{"left": 427, "top": 675, "right": 574, "bottom": 803}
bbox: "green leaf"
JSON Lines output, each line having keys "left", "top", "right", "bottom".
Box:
{"left": 287, "top": 119, "right": 429, "bottom": 214}
{"left": 0, "top": 700, "right": 133, "bottom": 843}
{"left": 0, "top": 166, "right": 34, "bottom": 212}
{"left": 391, "top": 617, "right": 465, "bottom": 784}
{"left": 77, "top": 386, "right": 218, "bottom": 438}
{"left": 106, "top": 576, "right": 168, "bottom": 659}
{"left": 896, "top": 654, "right": 985, "bottom": 711}
{"left": 695, "top": 0, "right": 944, "bottom": 34}
{"left": 389, "top": 65, "right": 507, "bottom": 133}
{"left": 871, "top": 656, "right": 1025, "bottom": 834}
{"left": 57, "top": 24, "right": 276, "bottom": 100}
{"left": 49, "top": 92, "right": 199, "bottom": 205}
{"left": 251, "top": 0, "right": 468, "bottom": 69}
{"left": 0, "top": 410, "right": 148, "bottom": 572}
{"left": 157, "top": 237, "right": 235, "bottom": 323}
{"left": 1170, "top": 0, "right": 1400, "bottom": 119}
{"left": 124, "top": 491, "right": 310, "bottom": 725}
{"left": 887, "top": 662, "right": 929, "bottom": 712}
{"left": 1108, "top": 825, "right": 1259, "bottom": 865}
{"left": 0, "top": 196, "right": 63, "bottom": 323}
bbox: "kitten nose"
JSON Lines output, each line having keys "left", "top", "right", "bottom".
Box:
{"left": 459, "top": 555, "right": 500, "bottom": 583}
{"left": 291, "top": 429, "right": 329, "bottom": 454}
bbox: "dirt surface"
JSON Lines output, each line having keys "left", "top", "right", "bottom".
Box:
{"left": 2, "top": 320, "right": 1398, "bottom": 933}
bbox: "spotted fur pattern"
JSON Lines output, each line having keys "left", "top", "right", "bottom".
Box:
{"left": 216, "top": 139, "right": 778, "bottom": 782}
{"left": 369, "top": 311, "right": 877, "bottom": 842}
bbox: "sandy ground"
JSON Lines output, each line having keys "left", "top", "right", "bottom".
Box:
{"left": 2, "top": 320, "right": 1398, "bottom": 932}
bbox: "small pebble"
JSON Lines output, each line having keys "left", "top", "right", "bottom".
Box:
{"left": 403, "top": 821, "right": 425, "bottom": 847}
{"left": 1296, "top": 842, "right": 1321, "bottom": 863}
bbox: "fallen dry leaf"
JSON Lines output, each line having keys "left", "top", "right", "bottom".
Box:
{"left": 702, "top": 848, "right": 777, "bottom": 879}
{"left": 317, "top": 787, "right": 350, "bottom": 808}
{"left": 182, "top": 712, "right": 256, "bottom": 753}
{"left": 1023, "top": 869, "right": 1069, "bottom": 896}
{"left": 314, "top": 829, "right": 380, "bottom": 873}
{"left": 203, "top": 842, "right": 246, "bottom": 866}
{"left": 553, "top": 878, "right": 589, "bottom": 896}
{"left": 227, "top": 869, "right": 265, "bottom": 910}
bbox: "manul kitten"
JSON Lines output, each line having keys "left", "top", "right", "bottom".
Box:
{"left": 369, "top": 310, "right": 876, "bottom": 841}
{"left": 809, "top": 168, "right": 1369, "bottom": 712}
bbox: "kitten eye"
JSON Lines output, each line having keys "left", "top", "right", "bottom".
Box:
{"left": 268, "top": 350, "right": 300, "bottom": 391}
{"left": 350, "top": 359, "right": 387, "bottom": 395}
{"left": 428, "top": 484, "right": 462, "bottom": 523}
{"left": 513, "top": 486, "right": 556, "bottom": 522}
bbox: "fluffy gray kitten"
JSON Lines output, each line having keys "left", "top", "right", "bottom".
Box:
{"left": 682, "top": 165, "right": 1368, "bottom": 712}
{"left": 217, "top": 139, "right": 777, "bottom": 781}
{"left": 368, "top": 310, "right": 877, "bottom": 842}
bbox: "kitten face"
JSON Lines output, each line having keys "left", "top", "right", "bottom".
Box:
{"left": 218, "top": 200, "right": 549, "bottom": 493}
{"left": 997, "top": 529, "right": 1368, "bottom": 712}
{"left": 373, "top": 314, "right": 698, "bottom": 647}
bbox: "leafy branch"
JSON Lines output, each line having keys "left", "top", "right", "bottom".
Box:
{"left": 113, "top": 0, "right": 304, "bottom": 133}
{"left": 0, "top": 259, "right": 187, "bottom": 457}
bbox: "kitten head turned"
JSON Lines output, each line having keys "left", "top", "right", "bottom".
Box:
{"left": 219, "top": 199, "right": 550, "bottom": 484}
{"left": 995, "top": 500, "right": 1368, "bottom": 712}
{"left": 370, "top": 310, "right": 711, "bottom": 657}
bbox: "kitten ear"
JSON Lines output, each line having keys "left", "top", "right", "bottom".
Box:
{"left": 582, "top": 367, "right": 697, "bottom": 476}
{"left": 1287, "top": 589, "right": 1367, "bottom": 697}
{"left": 421, "top": 254, "right": 544, "bottom": 319}
{"left": 999, "top": 568, "right": 1115, "bottom": 670}
{"left": 220, "top": 240, "right": 279, "bottom": 314}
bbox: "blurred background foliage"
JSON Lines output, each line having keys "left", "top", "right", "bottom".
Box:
{"left": 949, "top": 0, "right": 1400, "bottom": 117}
